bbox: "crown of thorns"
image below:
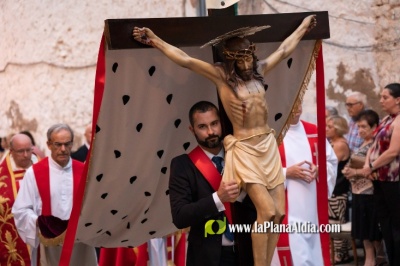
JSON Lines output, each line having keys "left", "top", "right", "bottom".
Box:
{"left": 200, "top": 25, "right": 270, "bottom": 48}
{"left": 222, "top": 43, "right": 256, "bottom": 60}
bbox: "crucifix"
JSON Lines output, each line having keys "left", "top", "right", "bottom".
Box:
{"left": 131, "top": 8, "right": 325, "bottom": 265}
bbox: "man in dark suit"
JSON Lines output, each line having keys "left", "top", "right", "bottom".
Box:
{"left": 169, "top": 101, "right": 254, "bottom": 266}
{"left": 71, "top": 123, "right": 92, "bottom": 162}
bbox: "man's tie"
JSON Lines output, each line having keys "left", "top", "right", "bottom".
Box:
{"left": 211, "top": 156, "right": 234, "bottom": 242}
{"left": 211, "top": 156, "right": 224, "bottom": 174}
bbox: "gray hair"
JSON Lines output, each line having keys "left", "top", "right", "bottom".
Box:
{"left": 347, "top": 92, "right": 368, "bottom": 107}
{"left": 326, "top": 106, "right": 338, "bottom": 116}
{"left": 47, "top": 123, "right": 74, "bottom": 141}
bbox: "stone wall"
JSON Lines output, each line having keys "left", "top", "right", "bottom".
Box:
{"left": 1, "top": 0, "right": 399, "bottom": 152}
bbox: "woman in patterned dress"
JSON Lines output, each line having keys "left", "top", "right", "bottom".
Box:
{"left": 361, "top": 83, "right": 400, "bottom": 266}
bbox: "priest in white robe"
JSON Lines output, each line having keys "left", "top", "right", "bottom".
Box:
{"left": 276, "top": 105, "right": 337, "bottom": 266}
{"left": 12, "top": 124, "right": 97, "bottom": 266}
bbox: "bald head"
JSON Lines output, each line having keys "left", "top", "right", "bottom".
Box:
{"left": 10, "top": 134, "right": 34, "bottom": 169}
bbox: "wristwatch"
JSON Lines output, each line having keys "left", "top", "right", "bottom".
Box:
{"left": 369, "top": 162, "right": 374, "bottom": 171}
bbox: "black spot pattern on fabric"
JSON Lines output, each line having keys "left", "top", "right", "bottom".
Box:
{"left": 287, "top": 58, "right": 293, "bottom": 68}
{"left": 165, "top": 190, "right": 169, "bottom": 195}
{"left": 183, "top": 142, "right": 190, "bottom": 150}
{"left": 114, "top": 150, "right": 121, "bottom": 158}
{"left": 174, "top": 119, "right": 181, "bottom": 128}
{"left": 97, "top": 229, "right": 103, "bottom": 234}
{"left": 85, "top": 223, "right": 92, "bottom": 227}
{"left": 96, "top": 174, "right": 103, "bottom": 182}
{"left": 157, "top": 150, "right": 164, "bottom": 158}
{"left": 148, "top": 66, "right": 156, "bottom": 76}
{"left": 144, "top": 208, "right": 149, "bottom": 214}
{"left": 264, "top": 84, "right": 269, "bottom": 91}
{"left": 221, "top": 1, "right": 226, "bottom": 6}
{"left": 130, "top": 176, "right": 137, "bottom": 184}
{"left": 166, "top": 94, "right": 173, "bottom": 104}
{"left": 144, "top": 191, "right": 151, "bottom": 197}
{"left": 136, "top": 123, "right": 143, "bottom": 132}
{"left": 122, "top": 95, "right": 130, "bottom": 105}
{"left": 96, "top": 124, "right": 101, "bottom": 133}
{"left": 122, "top": 215, "right": 128, "bottom": 219}
{"left": 161, "top": 167, "right": 167, "bottom": 174}
{"left": 112, "top": 63, "right": 118, "bottom": 73}
{"left": 149, "top": 231, "right": 156, "bottom": 235}
{"left": 121, "top": 240, "right": 128, "bottom": 243}
{"left": 106, "top": 231, "right": 111, "bottom": 236}
{"left": 127, "top": 222, "right": 130, "bottom": 229}
{"left": 111, "top": 210, "right": 118, "bottom": 215}
{"left": 101, "top": 193, "right": 108, "bottom": 199}
{"left": 274, "top": 113, "right": 282, "bottom": 121}
{"left": 141, "top": 218, "right": 147, "bottom": 224}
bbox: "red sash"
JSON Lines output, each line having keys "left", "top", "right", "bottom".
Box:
{"left": 33, "top": 157, "right": 83, "bottom": 216}
{"left": 0, "top": 155, "right": 31, "bottom": 265}
{"left": 277, "top": 121, "right": 330, "bottom": 265}
{"left": 188, "top": 146, "right": 232, "bottom": 224}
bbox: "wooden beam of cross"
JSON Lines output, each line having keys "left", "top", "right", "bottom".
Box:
{"left": 104, "top": 12, "right": 329, "bottom": 50}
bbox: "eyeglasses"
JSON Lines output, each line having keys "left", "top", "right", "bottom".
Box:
{"left": 50, "top": 141, "right": 73, "bottom": 149}
{"left": 345, "top": 102, "right": 361, "bottom": 107}
{"left": 12, "top": 148, "right": 33, "bottom": 155}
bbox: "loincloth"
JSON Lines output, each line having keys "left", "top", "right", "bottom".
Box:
{"left": 223, "top": 131, "right": 285, "bottom": 190}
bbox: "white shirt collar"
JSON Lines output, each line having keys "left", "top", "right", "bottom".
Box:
{"left": 200, "top": 146, "right": 224, "bottom": 160}
{"left": 49, "top": 156, "right": 72, "bottom": 170}
{"left": 290, "top": 120, "right": 302, "bottom": 130}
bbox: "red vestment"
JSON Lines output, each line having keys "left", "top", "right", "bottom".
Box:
{"left": 0, "top": 154, "right": 31, "bottom": 265}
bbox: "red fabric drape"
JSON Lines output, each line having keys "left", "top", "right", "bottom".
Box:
{"left": 60, "top": 35, "right": 106, "bottom": 266}
{"left": 316, "top": 45, "right": 331, "bottom": 266}
{"left": 98, "top": 246, "right": 148, "bottom": 266}
{"left": 174, "top": 232, "right": 186, "bottom": 266}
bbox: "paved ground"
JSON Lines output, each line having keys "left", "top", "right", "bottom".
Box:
{"left": 339, "top": 247, "right": 364, "bottom": 266}
{"left": 336, "top": 245, "right": 388, "bottom": 266}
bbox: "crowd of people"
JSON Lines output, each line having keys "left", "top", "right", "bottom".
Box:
{"left": 326, "top": 86, "right": 400, "bottom": 266}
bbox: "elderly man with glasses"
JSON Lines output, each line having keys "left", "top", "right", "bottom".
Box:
{"left": 0, "top": 133, "right": 38, "bottom": 265}
{"left": 12, "top": 123, "right": 97, "bottom": 266}
{"left": 345, "top": 92, "right": 368, "bottom": 152}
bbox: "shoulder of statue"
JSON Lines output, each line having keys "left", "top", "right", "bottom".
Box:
{"left": 213, "top": 63, "right": 227, "bottom": 78}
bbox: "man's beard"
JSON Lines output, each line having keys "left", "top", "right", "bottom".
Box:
{"left": 195, "top": 134, "right": 222, "bottom": 149}
{"left": 237, "top": 69, "right": 253, "bottom": 81}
